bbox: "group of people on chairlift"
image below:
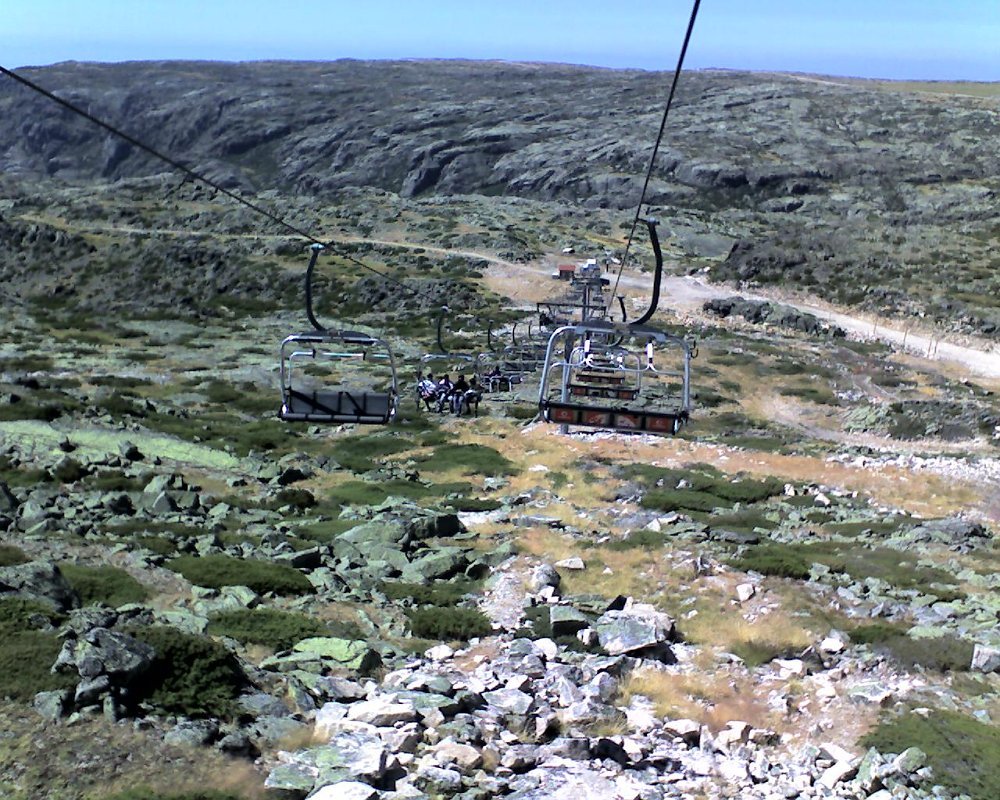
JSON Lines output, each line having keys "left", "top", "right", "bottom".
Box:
{"left": 418, "top": 373, "right": 482, "bottom": 415}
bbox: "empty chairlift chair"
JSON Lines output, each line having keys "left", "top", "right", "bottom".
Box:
{"left": 279, "top": 244, "right": 399, "bottom": 425}
{"left": 279, "top": 330, "right": 399, "bottom": 424}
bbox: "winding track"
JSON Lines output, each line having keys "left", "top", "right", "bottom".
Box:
{"left": 16, "top": 214, "right": 1000, "bottom": 381}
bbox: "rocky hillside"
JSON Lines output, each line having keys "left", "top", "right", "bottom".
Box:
{"left": 2, "top": 60, "right": 999, "bottom": 335}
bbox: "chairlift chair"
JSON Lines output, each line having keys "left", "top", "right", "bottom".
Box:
{"left": 536, "top": 218, "right": 696, "bottom": 435}
{"left": 538, "top": 320, "right": 692, "bottom": 434}
{"left": 279, "top": 244, "right": 399, "bottom": 424}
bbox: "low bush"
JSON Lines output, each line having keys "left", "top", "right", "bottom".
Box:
{"left": 292, "top": 518, "right": 358, "bottom": 544}
{"left": 60, "top": 563, "right": 150, "bottom": 607}
{"left": 88, "top": 470, "right": 148, "bottom": 492}
{"left": 0, "top": 543, "right": 29, "bottom": 566}
{"left": 167, "top": 554, "right": 313, "bottom": 595}
{"left": 0, "top": 596, "right": 74, "bottom": 699}
{"left": 264, "top": 487, "right": 316, "bottom": 511}
{"left": 52, "top": 457, "right": 88, "bottom": 483}
{"left": 875, "top": 633, "right": 975, "bottom": 672}
{"left": 641, "top": 488, "right": 732, "bottom": 514}
{"left": 606, "top": 529, "right": 669, "bottom": 551}
{"left": 861, "top": 708, "right": 1000, "bottom": 800}
{"left": 415, "top": 443, "right": 517, "bottom": 476}
{"left": 729, "top": 545, "right": 813, "bottom": 580}
{"left": 0, "top": 630, "right": 77, "bottom": 700}
{"left": 849, "top": 621, "right": 909, "bottom": 644}
{"left": 207, "top": 607, "right": 328, "bottom": 651}
{"left": 330, "top": 479, "right": 435, "bottom": 507}
{"left": 95, "top": 791, "right": 246, "bottom": 800}
{"left": 127, "top": 626, "right": 246, "bottom": 719}
{"left": 406, "top": 607, "right": 492, "bottom": 641}
{"left": 330, "top": 434, "right": 414, "bottom": 473}
{"left": 381, "top": 580, "right": 480, "bottom": 607}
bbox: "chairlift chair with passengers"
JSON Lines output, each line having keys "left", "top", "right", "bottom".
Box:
{"left": 537, "top": 219, "right": 695, "bottom": 435}
{"left": 279, "top": 244, "right": 400, "bottom": 424}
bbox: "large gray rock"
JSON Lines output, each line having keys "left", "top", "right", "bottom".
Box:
{"left": 971, "top": 644, "right": 1000, "bottom": 673}
{"left": 55, "top": 627, "right": 155, "bottom": 683}
{"left": 594, "top": 605, "right": 676, "bottom": 660}
{"left": 0, "top": 560, "right": 79, "bottom": 611}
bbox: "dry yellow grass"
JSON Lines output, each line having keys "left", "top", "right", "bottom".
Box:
{"left": 514, "top": 422, "right": 987, "bottom": 520}
{"left": 513, "top": 527, "right": 688, "bottom": 603}
{"left": 682, "top": 606, "right": 814, "bottom": 656}
{"left": 620, "top": 667, "right": 778, "bottom": 733}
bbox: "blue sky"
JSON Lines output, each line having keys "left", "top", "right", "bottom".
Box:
{"left": 4, "top": 0, "right": 998, "bottom": 80}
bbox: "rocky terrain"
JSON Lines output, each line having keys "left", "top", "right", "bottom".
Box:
{"left": 2, "top": 61, "right": 1000, "bottom": 335}
{"left": 1, "top": 60, "right": 999, "bottom": 800}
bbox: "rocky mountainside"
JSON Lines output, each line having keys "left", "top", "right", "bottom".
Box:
{"left": 2, "top": 60, "right": 997, "bottom": 210}
{"left": 2, "top": 60, "right": 999, "bottom": 336}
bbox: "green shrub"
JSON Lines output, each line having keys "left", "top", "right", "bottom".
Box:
{"left": 59, "top": 563, "right": 150, "bottom": 607}
{"left": 381, "top": 580, "right": 480, "bottom": 607}
{"left": 729, "top": 638, "right": 801, "bottom": 668}
{"left": 416, "top": 443, "right": 517, "bottom": 476}
{"left": 292, "top": 518, "right": 358, "bottom": 544}
{"left": 729, "top": 545, "right": 813, "bottom": 579}
{"left": 127, "top": 626, "right": 246, "bottom": 719}
{"left": 166, "top": 554, "right": 313, "bottom": 595}
{"left": 207, "top": 608, "right": 328, "bottom": 651}
{"left": 515, "top": 604, "right": 599, "bottom": 653}
{"left": 641, "top": 488, "right": 731, "bottom": 514}
{"left": 0, "top": 543, "right": 29, "bottom": 566}
{"left": 0, "top": 630, "right": 77, "bottom": 700}
{"left": 874, "top": 633, "right": 975, "bottom": 672}
{"left": 406, "top": 607, "right": 492, "bottom": 641}
{"left": 849, "top": 622, "right": 909, "bottom": 644}
{"left": 330, "top": 434, "right": 414, "bottom": 473}
{"left": 707, "top": 509, "right": 778, "bottom": 534}
{"left": 96, "top": 394, "right": 147, "bottom": 418}
{"left": 94, "top": 790, "right": 246, "bottom": 800}
{"left": 264, "top": 488, "right": 316, "bottom": 511}
{"left": 0, "top": 597, "right": 75, "bottom": 700}
{"left": 329, "top": 479, "right": 437, "bottom": 507}
{"left": 52, "top": 457, "right": 88, "bottom": 483}
{"left": 88, "top": 470, "right": 148, "bottom": 492}
{"left": 0, "top": 400, "right": 66, "bottom": 422}
{"left": 606, "top": 529, "right": 669, "bottom": 551}
{"left": 861, "top": 709, "right": 1000, "bottom": 800}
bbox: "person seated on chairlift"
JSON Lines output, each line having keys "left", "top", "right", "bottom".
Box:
{"left": 462, "top": 376, "right": 482, "bottom": 415}
{"left": 418, "top": 373, "right": 437, "bottom": 409}
{"left": 452, "top": 374, "right": 470, "bottom": 414}
{"left": 435, "top": 374, "right": 454, "bottom": 412}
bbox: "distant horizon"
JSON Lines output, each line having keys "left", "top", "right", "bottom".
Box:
{"left": 4, "top": 1, "right": 998, "bottom": 83}
{"left": 12, "top": 58, "right": 1000, "bottom": 87}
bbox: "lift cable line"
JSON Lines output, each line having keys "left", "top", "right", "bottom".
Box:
{"left": 0, "top": 63, "right": 432, "bottom": 306}
{"left": 608, "top": 0, "right": 702, "bottom": 307}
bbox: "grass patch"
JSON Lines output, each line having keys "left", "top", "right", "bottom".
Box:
{"left": 60, "top": 563, "right": 150, "bottom": 607}
{"left": 206, "top": 608, "right": 329, "bottom": 651}
{"left": 143, "top": 410, "right": 298, "bottom": 458}
{"left": 166, "top": 554, "right": 313, "bottom": 595}
{"left": 861, "top": 708, "right": 1000, "bottom": 800}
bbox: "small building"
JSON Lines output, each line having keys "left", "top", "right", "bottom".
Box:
{"left": 556, "top": 264, "right": 576, "bottom": 281}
